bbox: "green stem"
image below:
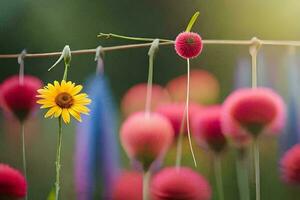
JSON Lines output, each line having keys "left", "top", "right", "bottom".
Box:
{"left": 185, "top": 11, "right": 200, "bottom": 32}
{"left": 145, "top": 55, "right": 154, "bottom": 116}
{"left": 62, "top": 63, "right": 69, "bottom": 81}
{"left": 186, "top": 58, "right": 197, "bottom": 167}
{"left": 253, "top": 139, "right": 260, "bottom": 200}
{"left": 213, "top": 154, "right": 224, "bottom": 200}
{"left": 21, "top": 123, "right": 28, "bottom": 200}
{"left": 98, "top": 33, "right": 172, "bottom": 43}
{"left": 175, "top": 106, "right": 187, "bottom": 168}
{"left": 236, "top": 149, "right": 250, "bottom": 200}
{"left": 143, "top": 170, "right": 151, "bottom": 200}
{"left": 55, "top": 118, "right": 63, "bottom": 200}
{"left": 251, "top": 50, "right": 257, "bottom": 88}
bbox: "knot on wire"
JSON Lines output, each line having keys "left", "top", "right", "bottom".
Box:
{"left": 249, "top": 37, "right": 262, "bottom": 56}
{"left": 95, "top": 46, "right": 104, "bottom": 75}
{"left": 18, "top": 49, "right": 27, "bottom": 85}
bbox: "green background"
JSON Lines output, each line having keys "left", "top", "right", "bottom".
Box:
{"left": 0, "top": 0, "right": 300, "bottom": 199}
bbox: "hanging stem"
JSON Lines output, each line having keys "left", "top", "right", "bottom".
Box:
{"left": 145, "top": 55, "right": 153, "bottom": 117}
{"left": 143, "top": 170, "right": 151, "bottom": 200}
{"left": 251, "top": 51, "right": 257, "bottom": 88}
{"left": 213, "top": 153, "right": 224, "bottom": 200}
{"left": 175, "top": 106, "right": 187, "bottom": 169}
{"left": 21, "top": 123, "right": 28, "bottom": 200}
{"left": 186, "top": 59, "right": 197, "bottom": 167}
{"left": 236, "top": 149, "right": 250, "bottom": 200}
{"left": 249, "top": 37, "right": 261, "bottom": 89}
{"left": 55, "top": 117, "right": 63, "bottom": 200}
{"left": 145, "top": 39, "right": 159, "bottom": 118}
{"left": 253, "top": 139, "right": 260, "bottom": 200}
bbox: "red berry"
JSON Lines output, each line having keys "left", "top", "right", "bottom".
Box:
{"left": 175, "top": 32, "right": 203, "bottom": 59}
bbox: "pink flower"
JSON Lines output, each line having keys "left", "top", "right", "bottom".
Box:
{"left": 175, "top": 32, "right": 203, "bottom": 59}
{"left": 121, "top": 83, "right": 171, "bottom": 117}
{"left": 0, "top": 75, "right": 42, "bottom": 121}
{"left": 0, "top": 164, "right": 27, "bottom": 199}
{"left": 156, "top": 103, "right": 202, "bottom": 137}
{"left": 151, "top": 167, "right": 211, "bottom": 200}
{"left": 166, "top": 70, "right": 220, "bottom": 105}
{"left": 120, "top": 112, "right": 174, "bottom": 169}
{"left": 222, "top": 88, "right": 286, "bottom": 142}
{"left": 192, "top": 105, "right": 227, "bottom": 153}
{"left": 111, "top": 171, "right": 142, "bottom": 200}
{"left": 280, "top": 144, "right": 300, "bottom": 184}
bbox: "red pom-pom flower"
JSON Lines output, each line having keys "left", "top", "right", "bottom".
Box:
{"left": 120, "top": 112, "right": 174, "bottom": 169}
{"left": 280, "top": 144, "right": 300, "bottom": 184}
{"left": 175, "top": 32, "right": 203, "bottom": 59}
{"left": 0, "top": 164, "right": 27, "bottom": 199}
{"left": 192, "top": 105, "right": 227, "bottom": 153}
{"left": 112, "top": 171, "right": 142, "bottom": 200}
{"left": 222, "top": 88, "right": 286, "bottom": 142}
{"left": 151, "top": 167, "right": 211, "bottom": 200}
{"left": 0, "top": 75, "right": 42, "bottom": 121}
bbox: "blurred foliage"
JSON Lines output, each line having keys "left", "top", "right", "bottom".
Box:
{"left": 1, "top": 0, "right": 300, "bottom": 199}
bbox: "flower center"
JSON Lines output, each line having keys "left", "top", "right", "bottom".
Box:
{"left": 186, "top": 37, "right": 195, "bottom": 45}
{"left": 55, "top": 92, "right": 73, "bottom": 108}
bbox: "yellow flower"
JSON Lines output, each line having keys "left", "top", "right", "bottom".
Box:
{"left": 36, "top": 80, "right": 91, "bottom": 123}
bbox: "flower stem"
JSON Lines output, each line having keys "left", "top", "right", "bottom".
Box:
{"left": 21, "top": 123, "right": 28, "bottom": 200}
{"left": 249, "top": 37, "right": 261, "bottom": 89}
{"left": 145, "top": 39, "right": 159, "bottom": 117}
{"left": 175, "top": 106, "right": 187, "bottom": 169}
{"left": 236, "top": 149, "right": 250, "bottom": 200}
{"left": 251, "top": 50, "right": 257, "bottom": 88}
{"left": 55, "top": 117, "right": 63, "bottom": 200}
{"left": 213, "top": 153, "right": 224, "bottom": 200}
{"left": 186, "top": 58, "right": 197, "bottom": 167}
{"left": 143, "top": 170, "right": 151, "bottom": 200}
{"left": 62, "top": 63, "right": 69, "bottom": 81}
{"left": 253, "top": 139, "right": 260, "bottom": 200}
{"left": 98, "top": 33, "right": 172, "bottom": 43}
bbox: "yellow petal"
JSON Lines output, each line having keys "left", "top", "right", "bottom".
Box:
{"left": 75, "top": 98, "right": 91, "bottom": 105}
{"left": 70, "top": 85, "right": 83, "bottom": 95}
{"left": 37, "top": 99, "right": 53, "bottom": 105}
{"left": 54, "top": 108, "right": 63, "bottom": 117}
{"left": 73, "top": 93, "right": 88, "bottom": 100}
{"left": 69, "top": 109, "right": 82, "bottom": 122}
{"left": 40, "top": 103, "right": 56, "bottom": 109}
{"left": 44, "top": 107, "right": 58, "bottom": 118}
{"left": 62, "top": 109, "right": 70, "bottom": 123}
{"left": 72, "top": 105, "right": 90, "bottom": 114}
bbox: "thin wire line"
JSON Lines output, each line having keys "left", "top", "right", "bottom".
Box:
{"left": 1, "top": 39, "right": 300, "bottom": 59}
{"left": 0, "top": 42, "right": 173, "bottom": 59}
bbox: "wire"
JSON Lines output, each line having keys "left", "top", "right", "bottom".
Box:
{"left": 1, "top": 38, "right": 300, "bottom": 60}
